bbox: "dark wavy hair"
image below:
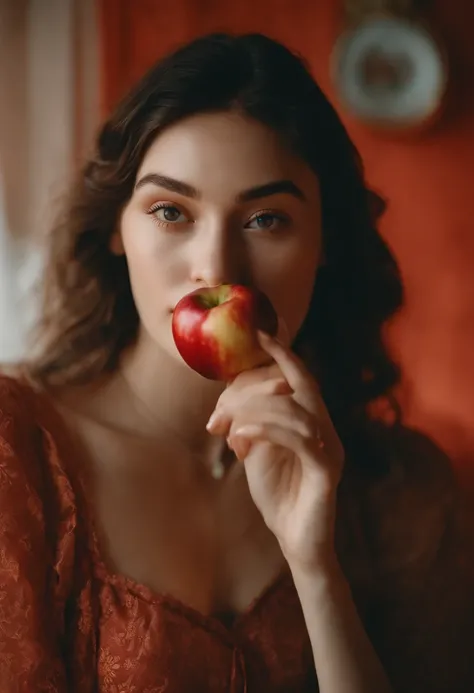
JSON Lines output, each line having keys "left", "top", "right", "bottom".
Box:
{"left": 25, "top": 32, "right": 404, "bottom": 451}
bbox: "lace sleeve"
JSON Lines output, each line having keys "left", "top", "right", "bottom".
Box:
{"left": 0, "top": 379, "right": 68, "bottom": 691}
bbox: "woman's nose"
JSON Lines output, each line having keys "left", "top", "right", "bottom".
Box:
{"left": 191, "top": 265, "right": 227, "bottom": 288}
{"left": 189, "top": 226, "right": 244, "bottom": 287}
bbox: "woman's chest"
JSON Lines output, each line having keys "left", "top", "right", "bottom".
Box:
{"left": 72, "top": 420, "right": 289, "bottom": 619}
{"left": 97, "top": 465, "right": 287, "bottom": 616}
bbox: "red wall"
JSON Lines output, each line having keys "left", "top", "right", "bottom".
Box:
{"left": 99, "top": 0, "right": 474, "bottom": 481}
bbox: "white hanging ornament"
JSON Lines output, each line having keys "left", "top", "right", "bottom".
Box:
{"left": 331, "top": 0, "right": 449, "bottom": 132}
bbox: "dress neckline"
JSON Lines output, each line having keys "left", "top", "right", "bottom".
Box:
{"left": 20, "top": 376, "right": 295, "bottom": 633}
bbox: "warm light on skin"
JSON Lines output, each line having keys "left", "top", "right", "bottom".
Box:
{"left": 113, "top": 111, "right": 323, "bottom": 371}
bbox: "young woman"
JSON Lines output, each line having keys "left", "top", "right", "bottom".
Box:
{"left": 0, "top": 32, "right": 472, "bottom": 693}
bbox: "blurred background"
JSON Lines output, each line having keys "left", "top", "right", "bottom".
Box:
{"left": 0, "top": 0, "right": 473, "bottom": 483}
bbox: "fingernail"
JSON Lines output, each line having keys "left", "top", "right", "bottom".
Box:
{"left": 206, "top": 412, "right": 219, "bottom": 430}
{"left": 277, "top": 316, "right": 291, "bottom": 346}
{"left": 258, "top": 330, "right": 283, "bottom": 347}
{"left": 257, "top": 330, "right": 273, "bottom": 344}
{"left": 229, "top": 436, "right": 250, "bottom": 462}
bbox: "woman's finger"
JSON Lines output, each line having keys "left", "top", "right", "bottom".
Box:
{"left": 211, "top": 376, "right": 292, "bottom": 425}
{"left": 257, "top": 332, "right": 337, "bottom": 429}
{"left": 207, "top": 392, "right": 311, "bottom": 438}
{"left": 228, "top": 422, "right": 324, "bottom": 468}
{"left": 257, "top": 331, "right": 312, "bottom": 394}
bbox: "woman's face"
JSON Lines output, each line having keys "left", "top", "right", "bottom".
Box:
{"left": 115, "top": 111, "right": 323, "bottom": 362}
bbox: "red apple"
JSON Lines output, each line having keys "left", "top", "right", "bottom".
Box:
{"left": 171, "top": 284, "right": 278, "bottom": 380}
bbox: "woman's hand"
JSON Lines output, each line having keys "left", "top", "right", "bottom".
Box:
{"left": 206, "top": 331, "right": 345, "bottom": 572}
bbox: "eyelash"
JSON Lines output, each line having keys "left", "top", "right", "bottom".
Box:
{"left": 246, "top": 209, "right": 289, "bottom": 232}
{"left": 147, "top": 203, "right": 188, "bottom": 228}
{"left": 146, "top": 203, "right": 289, "bottom": 233}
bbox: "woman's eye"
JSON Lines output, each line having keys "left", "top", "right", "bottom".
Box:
{"left": 245, "top": 213, "right": 288, "bottom": 231}
{"left": 149, "top": 204, "right": 188, "bottom": 224}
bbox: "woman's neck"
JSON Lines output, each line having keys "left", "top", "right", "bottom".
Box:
{"left": 107, "top": 337, "right": 226, "bottom": 454}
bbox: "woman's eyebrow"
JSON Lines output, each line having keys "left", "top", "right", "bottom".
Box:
{"left": 135, "top": 173, "right": 199, "bottom": 198}
{"left": 134, "top": 173, "right": 306, "bottom": 202}
{"left": 237, "top": 179, "right": 306, "bottom": 202}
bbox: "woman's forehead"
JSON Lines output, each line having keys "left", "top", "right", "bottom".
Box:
{"left": 136, "top": 112, "right": 320, "bottom": 204}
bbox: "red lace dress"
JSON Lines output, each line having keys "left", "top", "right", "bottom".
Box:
{"left": 2, "top": 374, "right": 474, "bottom": 693}
{"left": 0, "top": 376, "right": 315, "bottom": 692}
